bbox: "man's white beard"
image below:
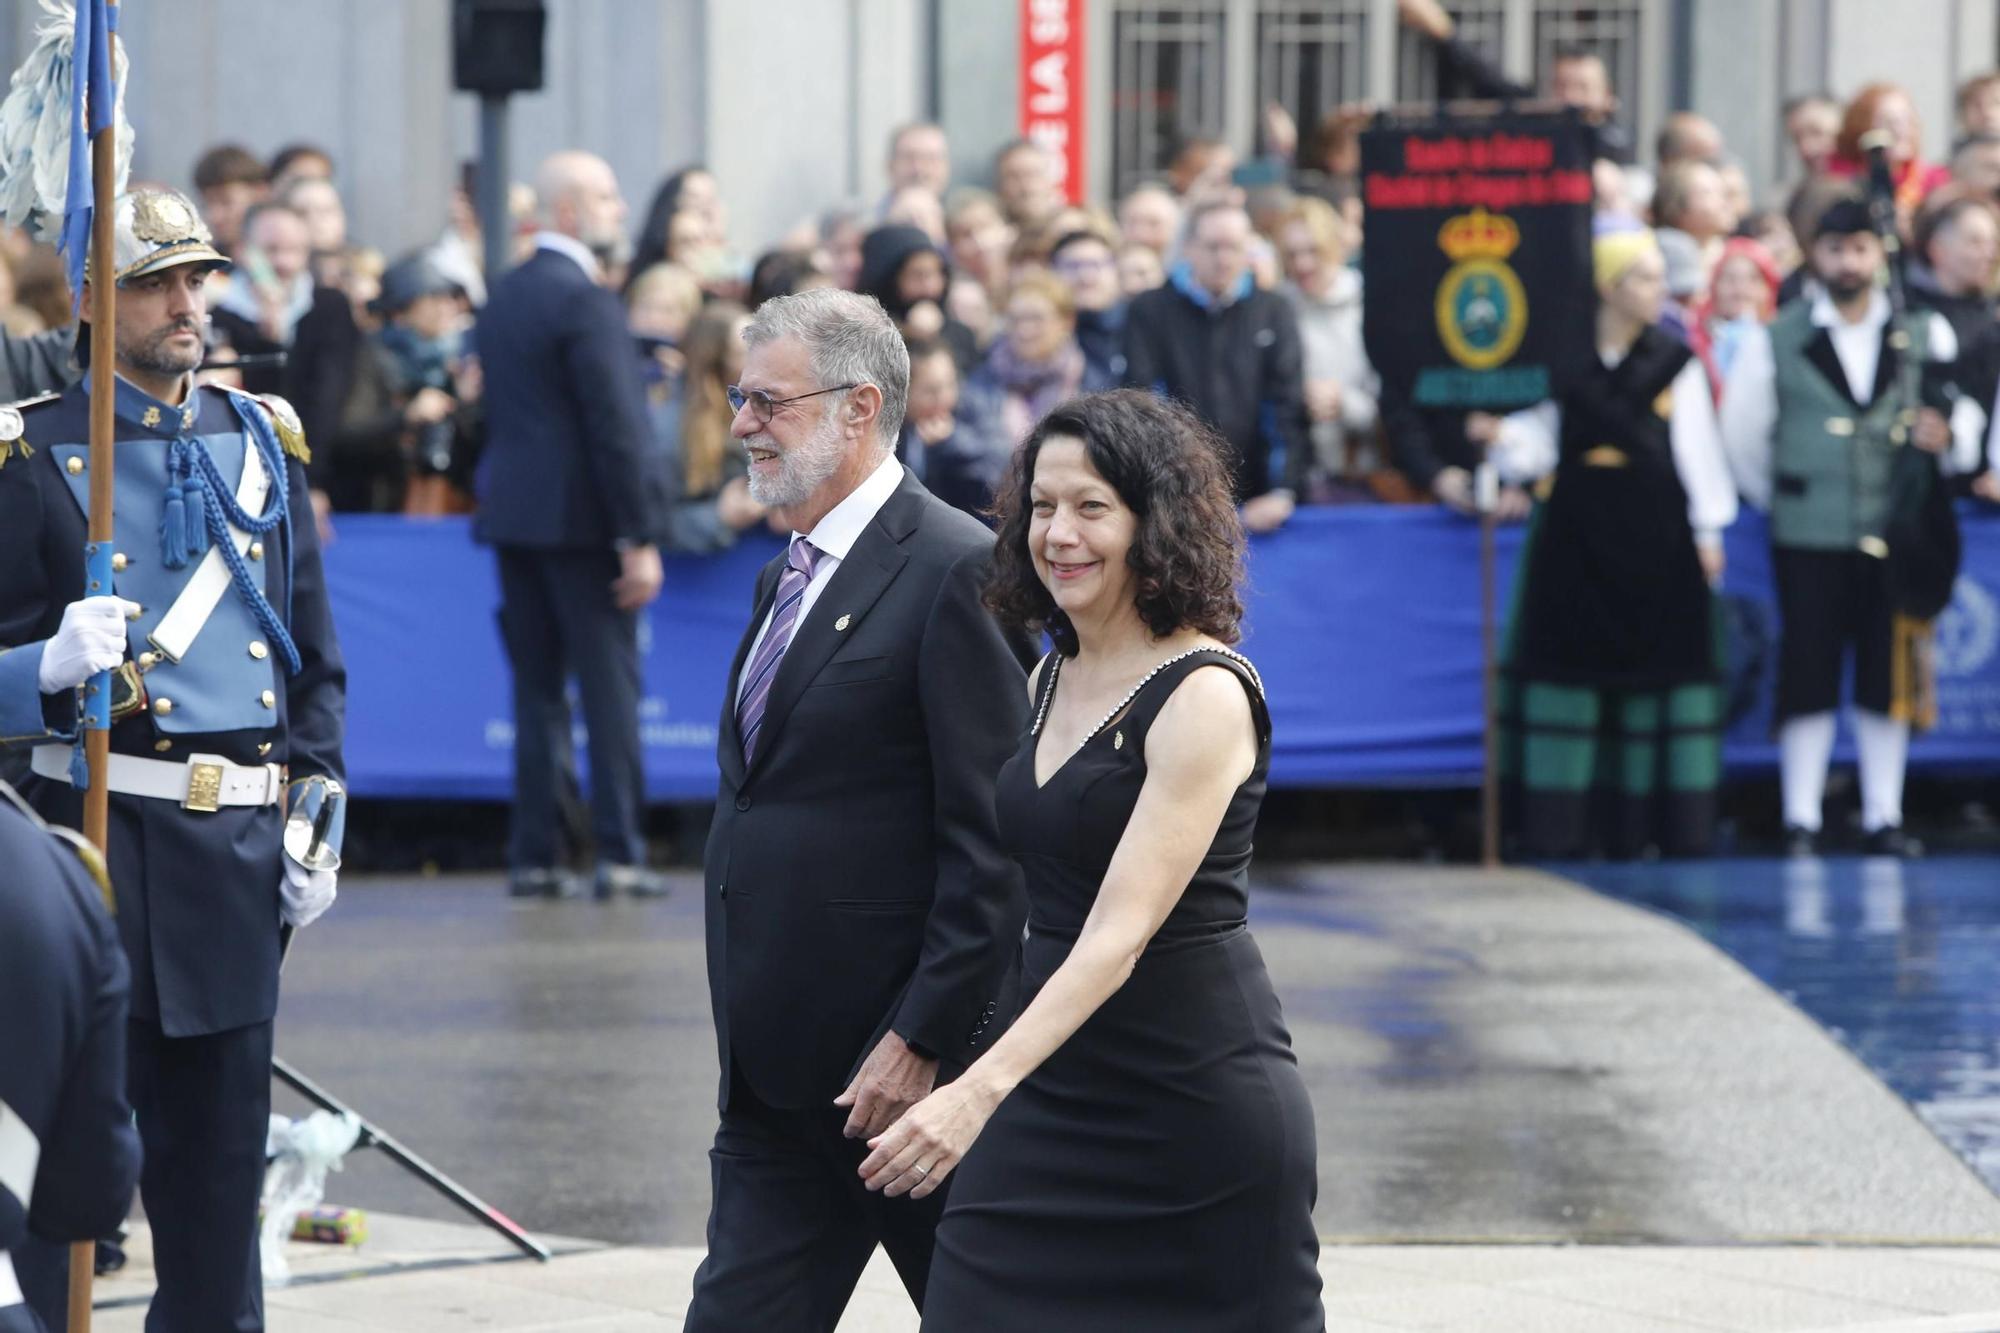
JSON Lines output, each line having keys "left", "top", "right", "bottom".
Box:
{"left": 747, "top": 410, "right": 847, "bottom": 510}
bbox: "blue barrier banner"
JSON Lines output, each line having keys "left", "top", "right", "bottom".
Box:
{"left": 322, "top": 507, "right": 2000, "bottom": 800}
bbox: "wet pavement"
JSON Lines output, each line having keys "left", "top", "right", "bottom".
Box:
{"left": 272, "top": 863, "right": 2000, "bottom": 1251}
{"left": 1556, "top": 855, "right": 2000, "bottom": 1204}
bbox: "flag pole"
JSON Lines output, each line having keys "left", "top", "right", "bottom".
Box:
{"left": 70, "top": 0, "right": 119, "bottom": 1325}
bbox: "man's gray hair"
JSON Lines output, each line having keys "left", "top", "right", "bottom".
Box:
{"left": 744, "top": 288, "right": 909, "bottom": 447}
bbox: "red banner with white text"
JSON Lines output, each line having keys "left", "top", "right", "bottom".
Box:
{"left": 1020, "top": 0, "right": 1085, "bottom": 203}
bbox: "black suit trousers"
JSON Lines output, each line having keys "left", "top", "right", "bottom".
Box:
{"left": 495, "top": 547, "right": 646, "bottom": 870}
{"left": 131, "top": 1017, "right": 272, "bottom": 1333}
{"left": 684, "top": 1062, "right": 948, "bottom": 1332}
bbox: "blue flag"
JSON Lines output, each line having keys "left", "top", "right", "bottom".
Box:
{"left": 58, "top": 0, "right": 114, "bottom": 309}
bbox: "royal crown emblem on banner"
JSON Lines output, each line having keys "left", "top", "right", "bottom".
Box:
{"left": 1434, "top": 207, "right": 1528, "bottom": 372}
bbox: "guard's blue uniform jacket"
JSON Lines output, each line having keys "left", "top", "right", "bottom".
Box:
{"left": 0, "top": 374, "right": 346, "bottom": 1037}
{"left": 0, "top": 788, "right": 140, "bottom": 1333}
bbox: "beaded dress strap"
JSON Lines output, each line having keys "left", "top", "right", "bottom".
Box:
{"left": 1031, "top": 645, "right": 1266, "bottom": 749}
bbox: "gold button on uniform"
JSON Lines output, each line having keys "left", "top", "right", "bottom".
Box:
{"left": 248, "top": 542, "right": 264, "bottom": 561}
{"left": 126, "top": 604, "right": 142, "bottom": 621}
{"left": 152, "top": 697, "right": 173, "bottom": 716}
{"left": 137, "top": 651, "right": 158, "bottom": 669}
{"left": 154, "top": 739, "right": 173, "bottom": 753}
{"left": 260, "top": 689, "right": 275, "bottom": 708}
{"left": 249, "top": 641, "right": 268, "bottom": 660}
{"left": 111, "top": 552, "right": 127, "bottom": 572}
{"left": 65, "top": 456, "right": 83, "bottom": 474}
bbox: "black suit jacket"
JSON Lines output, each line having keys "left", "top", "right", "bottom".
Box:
{"left": 471, "top": 247, "right": 664, "bottom": 549}
{"left": 704, "top": 467, "right": 1030, "bottom": 1111}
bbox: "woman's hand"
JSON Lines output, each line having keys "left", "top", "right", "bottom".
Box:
{"left": 858, "top": 1078, "right": 1002, "bottom": 1201}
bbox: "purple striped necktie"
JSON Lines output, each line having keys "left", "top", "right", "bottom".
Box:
{"left": 737, "top": 537, "right": 822, "bottom": 764}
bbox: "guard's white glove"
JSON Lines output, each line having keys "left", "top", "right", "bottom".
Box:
{"left": 280, "top": 858, "right": 338, "bottom": 929}
{"left": 38, "top": 597, "right": 140, "bottom": 694}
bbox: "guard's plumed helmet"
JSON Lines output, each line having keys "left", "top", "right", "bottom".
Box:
{"left": 93, "top": 188, "right": 229, "bottom": 285}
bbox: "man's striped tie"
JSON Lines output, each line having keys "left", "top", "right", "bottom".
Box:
{"left": 736, "top": 537, "right": 821, "bottom": 764}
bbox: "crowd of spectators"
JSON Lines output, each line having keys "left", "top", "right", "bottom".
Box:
{"left": 6, "top": 0, "right": 2000, "bottom": 555}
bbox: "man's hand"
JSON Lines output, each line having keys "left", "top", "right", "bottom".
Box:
{"left": 834, "top": 1032, "right": 938, "bottom": 1140}
{"left": 1398, "top": 0, "right": 1456, "bottom": 41}
{"left": 1433, "top": 466, "right": 1476, "bottom": 514}
{"left": 1241, "top": 490, "right": 1296, "bottom": 534}
{"left": 404, "top": 386, "right": 457, "bottom": 427}
{"left": 913, "top": 412, "right": 957, "bottom": 446}
{"left": 1463, "top": 412, "right": 1503, "bottom": 447}
{"left": 717, "top": 476, "right": 766, "bottom": 532}
{"left": 1262, "top": 102, "right": 1299, "bottom": 160}
{"left": 1492, "top": 485, "right": 1533, "bottom": 522}
{"left": 38, "top": 597, "right": 141, "bottom": 694}
{"left": 1304, "top": 379, "right": 1343, "bottom": 423}
{"left": 858, "top": 1077, "right": 1001, "bottom": 1200}
{"left": 611, "top": 544, "right": 664, "bottom": 611}
{"left": 1911, "top": 407, "right": 1950, "bottom": 455}
{"left": 280, "top": 859, "right": 337, "bottom": 929}
{"left": 1974, "top": 470, "right": 2000, "bottom": 503}
{"left": 1698, "top": 541, "right": 1726, "bottom": 586}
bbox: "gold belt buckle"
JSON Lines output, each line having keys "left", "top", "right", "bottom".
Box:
{"left": 183, "top": 759, "right": 225, "bottom": 812}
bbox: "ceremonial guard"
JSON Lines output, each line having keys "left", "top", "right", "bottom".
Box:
{"left": 0, "top": 783, "right": 141, "bottom": 1333}
{"left": 0, "top": 189, "right": 346, "bottom": 1331}
{"left": 1721, "top": 192, "right": 1975, "bottom": 857}
{"left": 1483, "top": 226, "right": 1738, "bottom": 858}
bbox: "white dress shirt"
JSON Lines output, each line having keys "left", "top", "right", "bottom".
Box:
{"left": 735, "top": 452, "right": 906, "bottom": 705}
{"left": 533, "top": 230, "right": 603, "bottom": 284}
{"left": 1718, "top": 290, "right": 1983, "bottom": 510}
{"left": 1490, "top": 343, "right": 1738, "bottom": 545}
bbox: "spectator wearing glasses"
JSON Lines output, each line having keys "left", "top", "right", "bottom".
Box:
{"left": 1049, "top": 229, "right": 1127, "bottom": 382}
{"left": 965, "top": 269, "right": 1112, "bottom": 450}
{"left": 473, "top": 151, "right": 670, "bottom": 901}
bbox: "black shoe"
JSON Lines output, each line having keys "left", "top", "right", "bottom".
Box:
{"left": 1861, "top": 826, "right": 1924, "bottom": 858}
{"left": 596, "top": 863, "right": 672, "bottom": 899}
{"left": 509, "top": 867, "right": 582, "bottom": 899}
{"left": 1783, "top": 825, "right": 1819, "bottom": 858}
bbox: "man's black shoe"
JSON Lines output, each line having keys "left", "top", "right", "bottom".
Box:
{"left": 597, "top": 863, "right": 673, "bottom": 899}
{"left": 1783, "top": 825, "right": 1819, "bottom": 858}
{"left": 1861, "top": 826, "right": 1924, "bottom": 858}
{"left": 510, "top": 867, "right": 582, "bottom": 898}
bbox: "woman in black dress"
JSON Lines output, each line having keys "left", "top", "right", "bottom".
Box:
{"left": 858, "top": 390, "right": 1324, "bottom": 1331}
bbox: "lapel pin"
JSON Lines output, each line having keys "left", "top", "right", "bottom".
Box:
{"left": 1114, "top": 730, "right": 1125, "bottom": 750}
{"left": 834, "top": 614, "right": 851, "bottom": 631}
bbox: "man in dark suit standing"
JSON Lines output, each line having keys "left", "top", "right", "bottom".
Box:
{"left": 474, "top": 151, "right": 669, "bottom": 900}
{"left": 686, "top": 289, "right": 1029, "bottom": 1330}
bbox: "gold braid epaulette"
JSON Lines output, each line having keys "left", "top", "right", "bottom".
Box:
{"left": 220, "top": 386, "right": 311, "bottom": 464}
{"left": 0, "top": 391, "right": 58, "bottom": 470}
{"left": 259, "top": 393, "right": 312, "bottom": 465}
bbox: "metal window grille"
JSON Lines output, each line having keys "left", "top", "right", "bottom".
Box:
{"left": 1255, "top": 0, "right": 1372, "bottom": 161}
{"left": 1110, "top": 4, "right": 1230, "bottom": 197}
{"left": 1397, "top": 1, "right": 1510, "bottom": 106}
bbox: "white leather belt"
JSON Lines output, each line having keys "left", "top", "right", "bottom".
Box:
{"left": 0, "top": 1251, "right": 22, "bottom": 1311}
{"left": 31, "top": 745, "right": 281, "bottom": 811}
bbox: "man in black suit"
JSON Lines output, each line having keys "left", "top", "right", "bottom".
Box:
{"left": 687, "top": 288, "right": 1029, "bottom": 1330}
{"left": 473, "top": 151, "right": 669, "bottom": 900}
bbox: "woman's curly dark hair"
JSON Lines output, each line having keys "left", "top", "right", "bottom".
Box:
{"left": 985, "top": 389, "right": 1246, "bottom": 656}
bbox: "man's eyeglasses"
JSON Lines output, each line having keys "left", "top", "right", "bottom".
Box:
{"left": 726, "top": 383, "right": 858, "bottom": 428}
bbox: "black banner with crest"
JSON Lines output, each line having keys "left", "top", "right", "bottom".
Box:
{"left": 1361, "top": 109, "right": 1595, "bottom": 413}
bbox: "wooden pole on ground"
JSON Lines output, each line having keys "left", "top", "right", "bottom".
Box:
{"left": 71, "top": 2, "right": 120, "bottom": 1327}
{"left": 1480, "top": 504, "right": 1501, "bottom": 870}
